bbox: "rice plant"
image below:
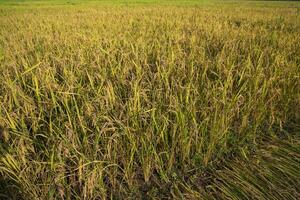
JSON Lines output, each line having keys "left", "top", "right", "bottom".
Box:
{"left": 0, "top": 1, "right": 299, "bottom": 199}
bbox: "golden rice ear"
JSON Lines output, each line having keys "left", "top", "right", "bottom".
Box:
{"left": 0, "top": 126, "right": 9, "bottom": 143}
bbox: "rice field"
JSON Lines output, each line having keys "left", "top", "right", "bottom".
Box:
{"left": 0, "top": 1, "right": 299, "bottom": 199}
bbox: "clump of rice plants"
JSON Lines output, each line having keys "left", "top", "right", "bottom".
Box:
{"left": 0, "top": 1, "right": 299, "bottom": 199}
